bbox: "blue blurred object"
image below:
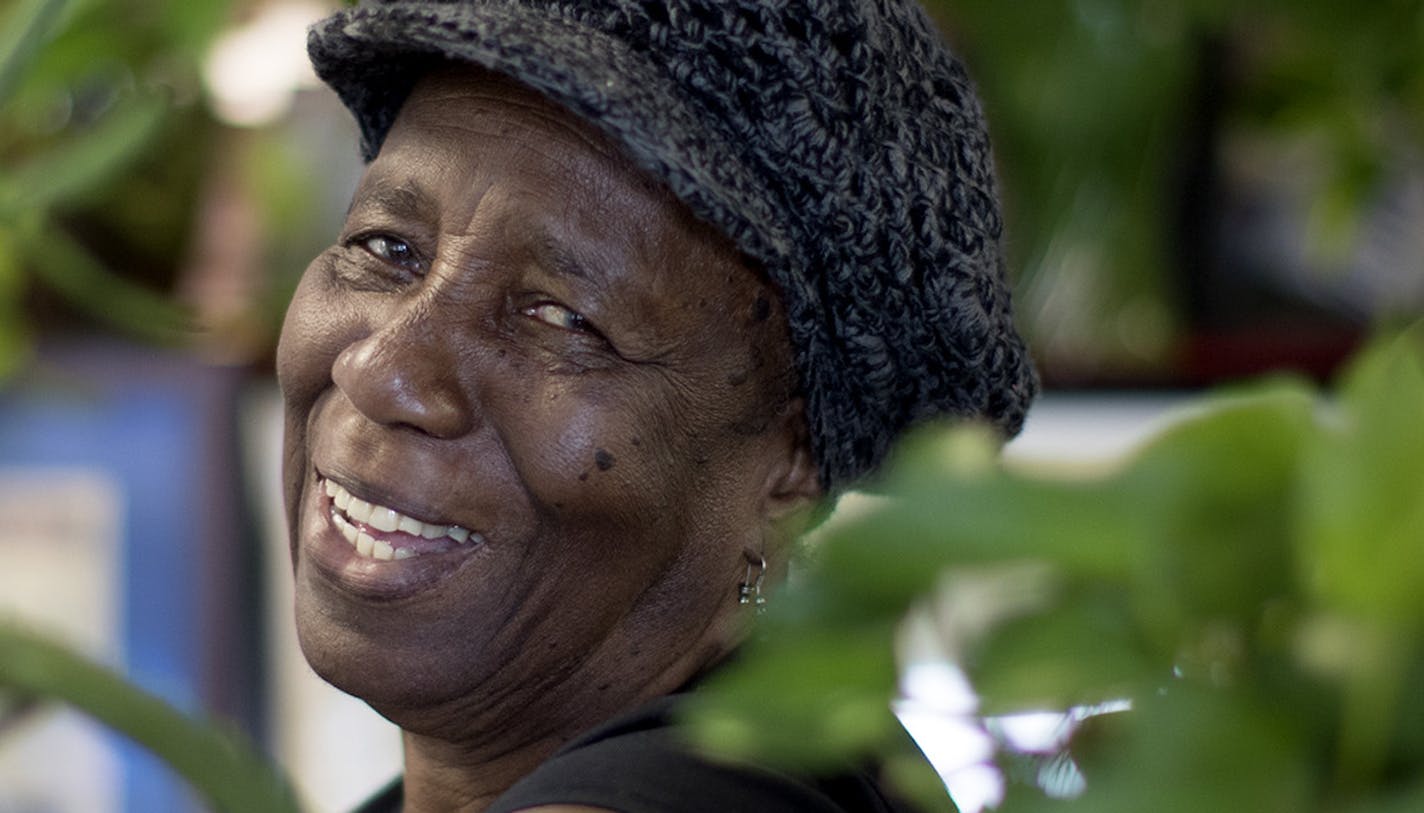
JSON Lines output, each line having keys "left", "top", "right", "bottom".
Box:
{"left": 0, "top": 340, "right": 256, "bottom": 812}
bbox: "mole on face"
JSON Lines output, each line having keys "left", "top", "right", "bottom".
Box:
{"left": 594, "top": 449, "right": 616, "bottom": 471}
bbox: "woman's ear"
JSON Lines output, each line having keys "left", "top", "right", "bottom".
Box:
{"left": 760, "top": 397, "right": 822, "bottom": 521}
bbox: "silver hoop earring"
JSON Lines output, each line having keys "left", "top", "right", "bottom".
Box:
{"left": 738, "top": 548, "right": 767, "bottom": 613}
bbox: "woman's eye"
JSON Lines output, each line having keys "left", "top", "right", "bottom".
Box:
{"left": 357, "top": 234, "right": 423, "bottom": 273}
{"left": 523, "top": 302, "right": 596, "bottom": 335}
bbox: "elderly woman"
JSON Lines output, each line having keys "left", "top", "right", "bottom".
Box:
{"left": 279, "top": 0, "right": 1034, "bottom": 810}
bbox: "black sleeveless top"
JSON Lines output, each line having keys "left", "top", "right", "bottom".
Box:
{"left": 353, "top": 692, "right": 921, "bottom": 813}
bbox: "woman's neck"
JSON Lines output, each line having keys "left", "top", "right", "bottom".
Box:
{"left": 399, "top": 728, "right": 562, "bottom": 813}
{"left": 390, "top": 621, "right": 743, "bottom": 811}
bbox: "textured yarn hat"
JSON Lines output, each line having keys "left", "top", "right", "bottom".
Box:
{"left": 308, "top": 0, "right": 1037, "bottom": 490}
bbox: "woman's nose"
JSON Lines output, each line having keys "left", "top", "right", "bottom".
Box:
{"left": 331, "top": 313, "right": 476, "bottom": 439}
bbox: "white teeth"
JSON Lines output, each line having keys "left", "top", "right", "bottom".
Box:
{"left": 369, "top": 507, "right": 400, "bottom": 533}
{"left": 348, "top": 496, "right": 373, "bottom": 524}
{"left": 321, "top": 476, "right": 480, "bottom": 560}
{"left": 333, "top": 511, "right": 359, "bottom": 545}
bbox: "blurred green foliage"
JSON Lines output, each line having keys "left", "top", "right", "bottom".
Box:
{"left": 0, "top": 621, "right": 301, "bottom": 812}
{"left": 0, "top": 0, "right": 233, "bottom": 377}
{"left": 924, "top": 0, "right": 1424, "bottom": 377}
{"left": 689, "top": 326, "right": 1424, "bottom": 812}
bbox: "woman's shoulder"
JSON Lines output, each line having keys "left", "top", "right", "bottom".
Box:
{"left": 353, "top": 693, "right": 922, "bottom": 813}
{"left": 351, "top": 778, "right": 402, "bottom": 813}
{"left": 483, "top": 693, "right": 913, "bottom": 813}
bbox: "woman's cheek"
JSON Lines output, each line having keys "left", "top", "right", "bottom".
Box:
{"left": 276, "top": 277, "right": 329, "bottom": 407}
{"left": 497, "top": 377, "right": 668, "bottom": 517}
{"left": 276, "top": 268, "right": 369, "bottom": 409}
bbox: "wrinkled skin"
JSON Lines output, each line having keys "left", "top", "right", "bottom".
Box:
{"left": 277, "top": 67, "right": 819, "bottom": 810}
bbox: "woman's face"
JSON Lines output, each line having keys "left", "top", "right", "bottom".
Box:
{"left": 277, "top": 69, "right": 814, "bottom": 737}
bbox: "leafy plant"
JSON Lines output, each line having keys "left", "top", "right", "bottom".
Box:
{"left": 0, "top": 621, "right": 301, "bottom": 813}
{"left": 0, "top": 0, "right": 230, "bottom": 378}
{"left": 922, "top": 0, "right": 1424, "bottom": 377}
{"left": 689, "top": 325, "right": 1424, "bottom": 812}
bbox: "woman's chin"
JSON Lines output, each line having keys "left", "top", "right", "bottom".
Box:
{"left": 294, "top": 607, "right": 452, "bottom": 714}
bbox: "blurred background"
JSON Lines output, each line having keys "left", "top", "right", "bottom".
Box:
{"left": 0, "top": 0, "right": 1419, "bottom": 810}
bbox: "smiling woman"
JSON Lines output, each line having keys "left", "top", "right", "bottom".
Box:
{"left": 280, "top": 1, "right": 1035, "bottom": 811}
{"left": 280, "top": 65, "right": 811, "bottom": 756}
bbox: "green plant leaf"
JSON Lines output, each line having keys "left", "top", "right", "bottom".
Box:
{"left": 0, "top": 621, "right": 301, "bottom": 813}
{"left": 969, "top": 587, "right": 1151, "bottom": 714}
{"left": 683, "top": 623, "right": 902, "bottom": 772}
{"left": 1112, "top": 382, "right": 1314, "bottom": 654}
{"left": 0, "top": 231, "right": 31, "bottom": 382}
{"left": 1344, "top": 775, "right": 1424, "bottom": 813}
{"left": 686, "top": 326, "right": 1424, "bottom": 811}
{"left": 23, "top": 224, "right": 192, "bottom": 343}
{"left": 1065, "top": 685, "right": 1312, "bottom": 813}
{"left": 1291, "top": 329, "right": 1424, "bottom": 790}
{"left": 0, "top": 90, "right": 168, "bottom": 218}
{"left": 808, "top": 425, "right": 1143, "bottom": 621}
{"left": 1298, "top": 329, "right": 1424, "bottom": 626}
{"left": 0, "top": 0, "right": 70, "bottom": 109}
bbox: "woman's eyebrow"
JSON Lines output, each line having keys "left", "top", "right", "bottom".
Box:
{"left": 348, "top": 179, "right": 438, "bottom": 223}
{"left": 533, "top": 228, "right": 598, "bottom": 284}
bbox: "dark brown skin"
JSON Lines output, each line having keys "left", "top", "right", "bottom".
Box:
{"left": 277, "top": 67, "right": 820, "bottom": 813}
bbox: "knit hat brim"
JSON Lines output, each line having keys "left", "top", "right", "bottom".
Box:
{"left": 309, "top": 1, "right": 1038, "bottom": 490}
{"left": 308, "top": 4, "right": 793, "bottom": 264}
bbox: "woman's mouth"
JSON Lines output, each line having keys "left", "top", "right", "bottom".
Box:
{"left": 322, "top": 476, "right": 487, "bottom": 561}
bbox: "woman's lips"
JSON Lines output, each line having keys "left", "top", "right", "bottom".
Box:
{"left": 322, "top": 476, "right": 485, "bottom": 560}
{"left": 303, "top": 473, "right": 487, "bottom": 601}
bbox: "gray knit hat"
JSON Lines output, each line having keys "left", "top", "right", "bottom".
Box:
{"left": 308, "top": 0, "right": 1037, "bottom": 490}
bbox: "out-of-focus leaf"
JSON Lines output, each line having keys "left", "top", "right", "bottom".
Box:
{"left": 1382, "top": 647, "right": 1424, "bottom": 777}
{"left": 1066, "top": 685, "right": 1311, "bottom": 813}
{"left": 969, "top": 588, "right": 1151, "bottom": 714}
{"left": 814, "top": 487, "right": 1136, "bottom": 616}
{"left": 0, "top": 90, "right": 167, "bottom": 218}
{"left": 683, "top": 623, "right": 902, "bottom": 772}
{"left": 0, "top": 0, "right": 69, "bottom": 108}
{"left": 1345, "top": 776, "right": 1424, "bottom": 813}
{"left": 0, "top": 228, "right": 30, "bottom": 381}
{"left": 0, "top": 621, "right": 301, "bottom": 813}
{"left": 1299, "top": 328, "right": 1424, "bottom": 626}
{"left": 1112, "top": 383, "right": 1314, "bottom": 653}
{"left": 880, "top": 740, "right": 961, "bottom": 813}
{"left": 1119, "top": 383, "right": 1314, "bottom": 512}
{"left": 24, "top": 224, "right": 191, "bottom": 343}
{"left": 1298, "top": 336, "right": 1424, "bottom": 792}
{"left": 811, "top": 429, "right": 1141, "bottom": 619}
{"left": 1332, "top": 623, "right": 1413, "bottom": 793}
{"left": 1305, "top": 134, "right": 1381, "bottom": 263}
